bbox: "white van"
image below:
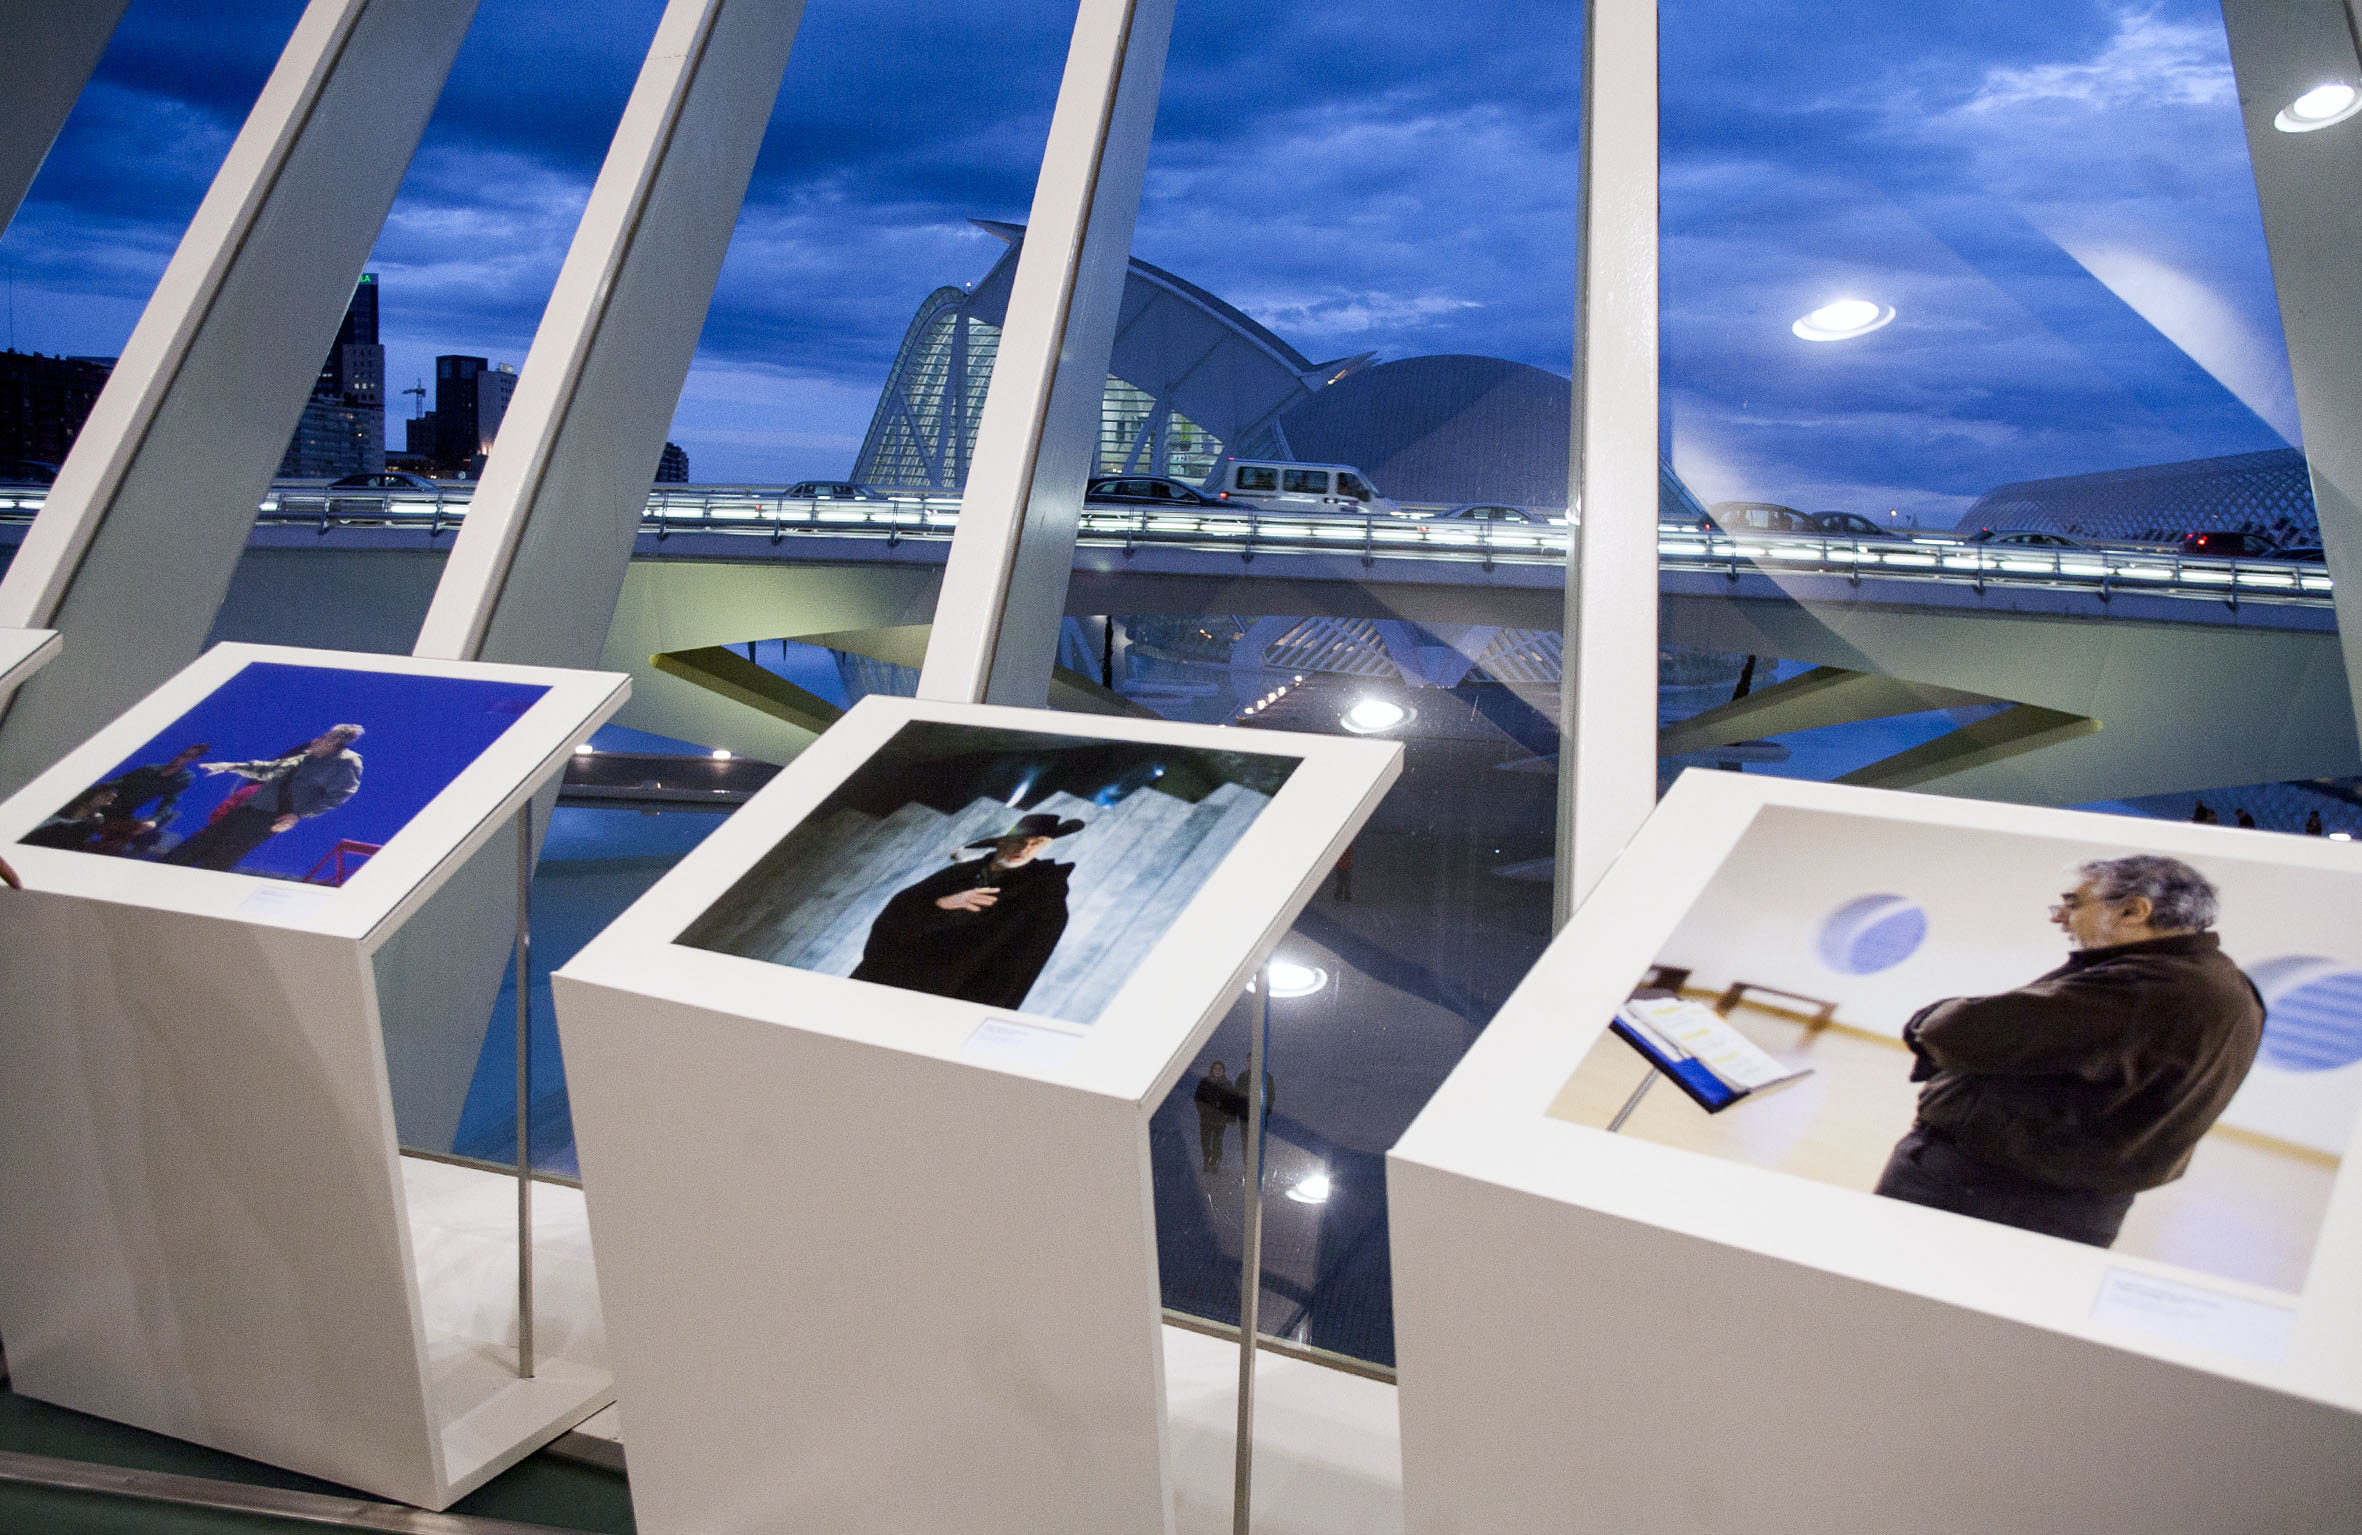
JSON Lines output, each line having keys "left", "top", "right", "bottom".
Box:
{"left": 1206, "top": 459, "right": 1402, "bottom": 517}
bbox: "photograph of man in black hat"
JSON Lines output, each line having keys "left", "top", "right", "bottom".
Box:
{"left": 851, "top": 811, "right": 1087, "bottom": 1010}
{"left": 678, "top": 721, "right": 1303, "bottom": 1022}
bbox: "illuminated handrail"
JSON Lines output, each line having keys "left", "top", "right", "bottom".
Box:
{"left": 0, "top": 483, "right": 2330, "bottom": 608}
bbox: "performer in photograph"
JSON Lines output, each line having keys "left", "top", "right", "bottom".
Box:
{"left": 22, "top": 786, "right": 116, "bottom": 851}
{"left": 162, "top": 724, "right": 366, "bottom": 873}
{"left": 88, "top": 741, "right": 211, "bottom": 856}
{"left": 851, "top": 811, "right": 1085, "bottom": 1010}
{"left": 1875, "top": 854, "right": 2265, "bottom": 1248}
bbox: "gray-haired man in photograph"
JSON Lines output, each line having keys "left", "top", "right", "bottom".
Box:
{"left": 1875, "top": 854, "right": 2265, "bottom": 1247}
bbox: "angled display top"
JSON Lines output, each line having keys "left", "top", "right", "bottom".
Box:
{"left": 0, "top": 642, "right": 628, "bottom": 942}
{"left": 559, "top": 694, "right": 1401, "bottom": 1103}
{"left": 1394, "top": 769, "right": 2362, "bottom": 1413}
{"left": 0, "top": 627, "right": 61, "bottom": 702}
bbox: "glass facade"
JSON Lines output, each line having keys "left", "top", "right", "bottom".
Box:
{"left": 849, "top": 267, "right": 1235, "bottom": 489}
{"left": 1652, "top": 0, "right": 2348, "bottom": 832}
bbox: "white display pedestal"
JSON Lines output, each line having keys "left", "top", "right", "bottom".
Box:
{"left": 0, "top": 626, "right": 60, "bottom": 703}
{"left": 556, "top": 696, "right": 1399, "bottom": 1534}
{"left": 0, "top": 642, "right": 628, "bottom": 1508}
{"left": 1390, "top": 773, "right": 2362, "bottom": 1534}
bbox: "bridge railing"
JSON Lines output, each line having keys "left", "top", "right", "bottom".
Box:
{"left": 0, "top": 482, "right": 2334, "bottom": 608}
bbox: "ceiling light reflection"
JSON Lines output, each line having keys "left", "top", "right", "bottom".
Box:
{"left": 2277, "top": 82, "right": 2361, "bottom": 132}
{"left": 1340, "top": 697, "right": 1411, "bottom": 733}
{"left": 1793, "top": 299, "right": 1895, "bottom": 342}
{"left": 1287, "top": 1172, "right": 1333, "bottom": 1204}
{"left": 1265, "top": 960, "right": 1329, "bottom": 998}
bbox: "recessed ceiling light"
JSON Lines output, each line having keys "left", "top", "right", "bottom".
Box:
{"left": 1793, "top": 299, "right": 1895, "bottom": 342}
{"left": 1286, "top": 1172, "right": 1333, "bottom": 1204}
{"left": 2277, "top": 81, "right": 2362, "bottom": 132}
{"left": 1266, "top": 959, "right": 1329, "bottom": 998}
{"left": 573, "top": 743, "right": 595, "bottom": 755}
{"left": 711, "top": 748, "right": 733, "bottom": 760}
{"left": 1340, "top": 698, "right": 1411, "bottom": 734}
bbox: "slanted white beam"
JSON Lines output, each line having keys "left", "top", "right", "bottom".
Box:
{"left": 0, "top": 0, "right": 133, "bottom": 238}
{"left": 1555, "top": 0, "right": 1661, "bottom": 920}
{"left": 412, "top": 0, "right": 806, "bottom": 669}
{"left": 917, "top": 0, "right": 1180, "bottom": 706}
{"left": 0, "top": 0, "right": 479, "bottom": 793}
{"left": 2219, "top": 0, "right": 2362, "bottom": 747}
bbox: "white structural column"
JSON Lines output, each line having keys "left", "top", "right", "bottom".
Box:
{"left": 1553, "top": 0, "right": 1661, "bottom": 922}
{"left": 413, "top": 0, "right": 805, "bottom": 671}
{"left": 0, "top": 0, "right": 479, "bottom": 794}
{"left": 0, "top": 0, "right": 134, "bottom": 237}
{"left": 388, "top": 0, "right": 803, "bottom": 1161}
{"left": 917, "top": 0, "right": 1178, "bottom": 706}
{"left": 2219, "top": 0, "right": 2362, "bottom": 742}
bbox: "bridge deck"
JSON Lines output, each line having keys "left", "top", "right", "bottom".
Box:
{"left": 0, "top": 485, "right": 2334, "bottom": 630}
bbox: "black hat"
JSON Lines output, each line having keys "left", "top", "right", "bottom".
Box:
{"left": 965, "top": 812, "right": 1085, "bottom": 848}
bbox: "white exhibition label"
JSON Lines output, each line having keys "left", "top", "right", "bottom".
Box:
{"left": 962, "top": 1017, "right": 1084, "bottom": 1071}
{"left": 2088, "top": 1268, "right": 2296, "bottom": 1365}
{"left": 237, "top": 883, "right": 333, "bottom": 921}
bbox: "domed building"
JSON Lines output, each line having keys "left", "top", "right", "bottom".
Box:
{"left": 854, "top": 225, "right": 1700, "bottom": 515}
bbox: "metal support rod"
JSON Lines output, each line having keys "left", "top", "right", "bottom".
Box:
{"left": 514, "top": 798, "right": 535, "bottom": 1380}
{"left": 1233, "top": 972, "right": 1271, "bottom": 1534}
{"left": 1606, "top": 1067, "right": 1659, "bottom": 1133}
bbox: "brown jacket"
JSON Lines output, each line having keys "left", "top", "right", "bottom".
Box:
{"left": 1904, "top": 931, "right": 2265, "bottom": 1195}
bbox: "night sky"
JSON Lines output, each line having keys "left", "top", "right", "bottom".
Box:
{"left": 0, "top": 0, "right": 2301, "bottom": 522}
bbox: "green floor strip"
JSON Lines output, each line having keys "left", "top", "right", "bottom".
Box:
{"left": 0, "top": 1388, "right": 634, "bottom": 1533}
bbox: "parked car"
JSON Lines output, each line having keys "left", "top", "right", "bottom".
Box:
{"left": 1966, "top": 528, "right": 2090, "bottom": 549}
{"left": 1204, "top": 459, "right": 1400, "bottom": 517}
{"left": 2179, "top": 529, "right": 2278, "bottom": 558}
{"left": 1085, "top": 476, "right": 1252, "bottom": 512}
{"left": 327, "top": 471, "right": 441, "bottom": 494}
{"left": 0, "top": 459, "right": 62, "bottom": 484}
{"left": 786, "top": 481, "right": 884, "bottom": 501}
{"left": 1809, "top": 511, "right": 1887, "bottom": 537}
{"left": 2274, "top": 545, "right": 2327, "bottom": 563}
{"left": 1701, "top": 500, "right": 1819, "bottom": 534}
{"left": 1437, "top": 503, "right": 1555, "bottom": 524}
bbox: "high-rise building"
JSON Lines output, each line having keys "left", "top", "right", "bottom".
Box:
{"left": 278, "top": 274, "right": 384, "bottom": 479}
{"left": 656, "top": 441, "right": 689, "bottom": 483}
{"left": 0, "top": 351, "right": 113, "bottom": 468}
{"left": 432, "top": 354, "right": 486, "bottom": 473}
{"left": 476, "top": 364, "right": 516, "bottom": 460}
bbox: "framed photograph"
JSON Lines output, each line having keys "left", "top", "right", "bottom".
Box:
{"left": 562, "top": 695, "right": 1400, "bottom": 1098}
{"left": 0, "top": 643, "right": 629, "bottom": 935}
{"left": 1399, "top": 770, "right": 2362, "bottom": 1409}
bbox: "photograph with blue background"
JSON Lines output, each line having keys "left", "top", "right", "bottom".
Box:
{"left": 21, "top": 661, "right": 549, "bottom": 886}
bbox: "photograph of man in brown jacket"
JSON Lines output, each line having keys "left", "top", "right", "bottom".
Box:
{"left": 1874, "top": 854, "right": 2266, "bottom": 1247}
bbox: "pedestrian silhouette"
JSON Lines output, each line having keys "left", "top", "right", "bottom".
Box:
{"left": 2305, "top": 810, "right": 2326, "bottom": 837}
{"left": 1194, "top": 1062, "right": 1241, "bottom": 1172}
{"left": 2191, "top": 801, "right": 2218, "bottom": 824}
{"left": 2235, "top": 807, "right": 2256, "bottom": 829}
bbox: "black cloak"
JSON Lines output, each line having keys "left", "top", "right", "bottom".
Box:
{"left": 851, "top": 855, "right": 1074, "bottom": 1010}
